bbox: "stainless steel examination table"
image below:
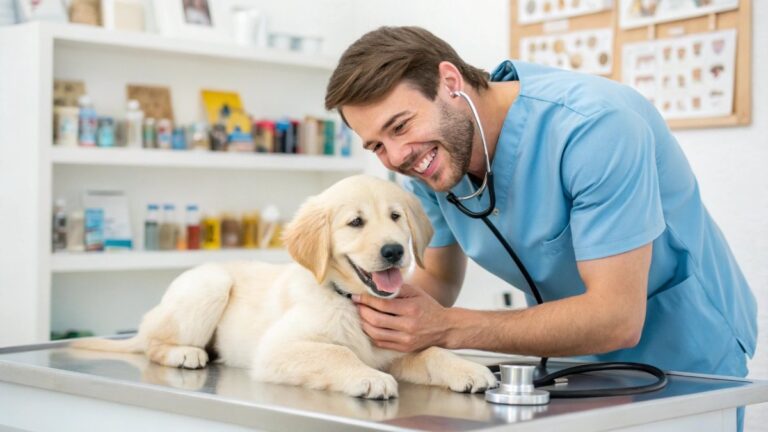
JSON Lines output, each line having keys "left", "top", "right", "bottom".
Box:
{"left": 1, "top": 340, "right": 767, "bottom": 432}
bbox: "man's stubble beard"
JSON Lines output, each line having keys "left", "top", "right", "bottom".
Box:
{"left": 430, "top": 101, "right": 475, "bottom": 192}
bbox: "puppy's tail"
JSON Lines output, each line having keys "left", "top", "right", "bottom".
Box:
{"left": 70, "top": 335, "right": 146, "bottom": 353}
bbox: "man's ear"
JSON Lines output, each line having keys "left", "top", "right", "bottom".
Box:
{"left": 282, "top": 197, "right": 331, "bottom": 282}
{"left": 403, "top": 192, "right": 434, "bottom": 268}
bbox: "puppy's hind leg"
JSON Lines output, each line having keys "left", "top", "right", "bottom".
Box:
{"left": 144, "top": 263, "right": 233, "bottom": 369}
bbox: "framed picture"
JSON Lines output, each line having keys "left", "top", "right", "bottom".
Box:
{"left": 14, "top": 0, "right": 67, "bottom": 22}
{"left": 153, "top": 0, "right": 230, "bottom": 43}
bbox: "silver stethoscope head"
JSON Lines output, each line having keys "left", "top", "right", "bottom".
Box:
{"left": 448, "top": 89, "right": 492, "bottom": 202}
{"left": 486, "top": 364, "right": 550, "bottom": 405}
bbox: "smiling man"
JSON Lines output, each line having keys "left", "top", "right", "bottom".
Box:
{"left": 325, "top": 25, "right": 756, "bottom": 430}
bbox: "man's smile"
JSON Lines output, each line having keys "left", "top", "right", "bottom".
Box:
{"left": 413, "top": 147, "right": 438, "bottom": 175}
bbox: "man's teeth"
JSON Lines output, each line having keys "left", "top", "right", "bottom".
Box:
{"left": 414, "top": 149, "right": 437, "bottom": 174}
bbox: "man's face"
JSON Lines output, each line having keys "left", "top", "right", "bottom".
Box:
{"left": 342, "top": 82, "right": 474, "bottom": 192}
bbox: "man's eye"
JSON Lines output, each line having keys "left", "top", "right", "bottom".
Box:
{"left": 373, "top": 143, "right": 383, "bottom": 152}
{"left": 394, "top": 122, "right": 407, "bottom": 134}
{"left": 348, "top": 217, "right": 364, "bottom": 227}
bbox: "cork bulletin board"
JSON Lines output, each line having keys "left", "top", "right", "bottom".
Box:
{"left": 509, "top": 0, "right": 752, "bottom": 129}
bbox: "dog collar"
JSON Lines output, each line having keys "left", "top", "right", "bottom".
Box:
{"left": 330, "top": 281, "right": 353, "bottom": 299}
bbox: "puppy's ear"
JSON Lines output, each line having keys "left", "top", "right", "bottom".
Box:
{"left": 403, "top": 192, "right": 434, "bottom": 268}
{"left": 282, "top": 197, "right": 331, "bottom": 282}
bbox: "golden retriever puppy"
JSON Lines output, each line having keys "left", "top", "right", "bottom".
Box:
{"left": 72, "top": 175, "right": 497, "bottom": 399}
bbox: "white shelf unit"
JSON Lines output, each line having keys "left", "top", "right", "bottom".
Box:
{"left": 50, "top": 147, "right": 360, "bottom": 171}
{"left": 51, "top": 249, "right": 291, "bottom": 273}
{"left": 0, "top": 21, "right": 366, "bottom": 346}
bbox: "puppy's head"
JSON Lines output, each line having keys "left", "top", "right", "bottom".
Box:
{"left": 283, "top": 175, "right": 433, "bottom": 299}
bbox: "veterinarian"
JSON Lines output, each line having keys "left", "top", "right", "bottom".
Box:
{"left": 324, "top": 26, "right": 757, "bottom": 427}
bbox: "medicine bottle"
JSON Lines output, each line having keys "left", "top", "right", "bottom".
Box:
{"left": 144, "top": 204, "right": 160, "bottom": 251}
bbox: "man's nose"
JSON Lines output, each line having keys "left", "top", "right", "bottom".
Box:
{"left": 383, "top": 141, "right": 413, "bottom": 171}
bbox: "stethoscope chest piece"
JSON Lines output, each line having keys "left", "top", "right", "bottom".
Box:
{"left": 485, "top": 365, "right": 550, "bottom": 405}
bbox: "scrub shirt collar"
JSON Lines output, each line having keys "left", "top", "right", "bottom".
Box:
{"left": 490, "top": 60, "right": 520, "bottom": 82}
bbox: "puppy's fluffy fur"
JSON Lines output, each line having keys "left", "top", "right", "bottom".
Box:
{"left": 72, "top": 175, "right": 496, "bottom": 399}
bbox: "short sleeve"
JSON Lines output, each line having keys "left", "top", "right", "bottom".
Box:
{"left": 562, "top": 109, "right": 666, "bottom": 261}
{"left": 402, "top": 178, "right": 457, "bottom": 248}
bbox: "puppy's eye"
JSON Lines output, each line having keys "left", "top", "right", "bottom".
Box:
{"left": 391, "top": 212, "right": 401, "bottom": 221}
{"left": 348, "top": 217, "right": 364, "bottom": 228}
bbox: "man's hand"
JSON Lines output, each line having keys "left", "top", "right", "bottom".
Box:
{"left": 352, "top": 284, "right": 451, "bottom": 352}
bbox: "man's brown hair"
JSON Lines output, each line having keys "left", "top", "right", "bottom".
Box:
{"left": 325, "top": 26, "right": 489, "bottom": 116}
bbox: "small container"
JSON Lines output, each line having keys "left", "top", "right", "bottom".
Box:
{"left": 268, "top": 222, "right": 284, "bottom": 248}
{"left": 227, "top": 128, "right": 254, "bottom": 152}
{"left": 144, "top": 204, "right": 160, "bottom": 251}
{"left": 258, "top": 205, "right": 280, "bottom": 249}
{"left": 253, "top": 120, "right": 275, "bottom": 153}
{"left": 54, "top": 106, "right": 80, "bottom": 147}
{"left": 156, "top": 118, "right": 173, "bottom": 150}
{"left": 143, "top": 118, "right": 156, "bottom": 149}
{"left": 209, "top": 124, "right": 228, "bottom": 151}
{"left": 77, "top": 95, "right": 98, "bottom": 147}
{"left": 52, "top": 198, "right": 67, "bottom": 252}
{"left": 171, "top": 126, "right": 187, "bottom": 150}
{"left": 201, "top": 214, "right": 221, "bottom": 250}
{"left": 66, "top": 210, "right": 85, "bottom": 252}
{"left": 268, "top": 32, "right": 292, "bottom": 50}
{"left": 233, "top": 8, "right": 268, "bottom": 47}
{"left": 84, "top": 208, "right": 104, "bottom": 252}
{"left": 221, "top": 213, "right": 241, "bottom": 248}
{"left": 97, "top": 116, "right": 116, "bottom": 147}
{"left": 158, "top": 203, "right": 178, "bottom": 250}
{"left": 323, "top": 120, "right": 335, "bottom": 155}
{"left": 186, "top": 204, "right": 201, "bottom": 250}
{"left": 188, "top": 122, "right": 210, "bottom": 151}
{"left": 241, "top": 212, "right": 260, "bottom": 249}
{"left": 337, "top": 121, "right": 352, "bottom": 157}
{"left": 124, "top": 99, "right": 144, "bottom": 148}
{"left": 301, "top": 36, "right": 323, "bottom": 54}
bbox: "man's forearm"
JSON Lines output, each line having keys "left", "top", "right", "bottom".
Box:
{"left": 408, "top": 268, "right": 461, "bottom": 307}
{"left": 442, "top": 294, "right": 641, "bottom": 357}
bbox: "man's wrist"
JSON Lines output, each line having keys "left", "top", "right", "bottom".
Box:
{"left": 441, "top": 307, "right": 472, "bottom": 350}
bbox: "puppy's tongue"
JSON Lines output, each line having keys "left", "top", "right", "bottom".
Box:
{"left": 371, "top": 268, "right": 402, "bottom": 293}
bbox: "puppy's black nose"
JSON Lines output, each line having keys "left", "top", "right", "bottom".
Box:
{"left": 380, "top": 243, "right": 404, "bottom": 264}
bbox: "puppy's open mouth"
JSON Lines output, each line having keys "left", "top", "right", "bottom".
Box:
{"left": 346, "top": 257, "right": 402, "bottom": 298}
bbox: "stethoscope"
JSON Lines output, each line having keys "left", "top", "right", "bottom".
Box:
{"left": 445, "top": 89, "right": 667, "bottom": 405}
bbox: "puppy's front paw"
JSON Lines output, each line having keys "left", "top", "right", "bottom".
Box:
{"left": 165, "top": 346, "right": 208, "bottom": 369}
{"left": 345, "top": 372, "right": 399, "bottom": 400}
{"left": 444, "top": 361, "right": 498, "bottom": 393}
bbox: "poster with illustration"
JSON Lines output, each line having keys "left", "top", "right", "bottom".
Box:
{"left": 619, "top": 0, "right": 739, "bottom": 29}
{"left": 200, "top": 90, "right": 251, "bottom": 134}
{"left": 520, "top": 28, "right": 613, "bottom": 75}
{"left": 518, "top": 0, "right": 613, "bottom": 24}
{"left": 622, "top": 29, "right": 736, "bottom": 119}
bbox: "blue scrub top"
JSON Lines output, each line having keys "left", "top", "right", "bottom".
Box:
{"left": 406, "top": 60, "right": 757, "bottom": 376}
